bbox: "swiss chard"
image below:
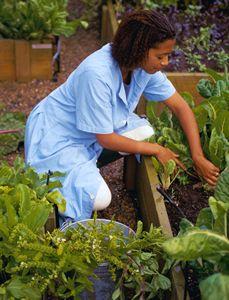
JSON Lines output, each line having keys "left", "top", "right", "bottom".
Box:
{"left": 147, "top": 68, "right": 229, "bottom": 184}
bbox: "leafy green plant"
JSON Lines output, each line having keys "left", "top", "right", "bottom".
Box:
{"left": 163, "top": 167, "right": 229, "bottom": 300}
{"left": 0, "top": 159, "right": 172, "bottom": 299}
{"left": 182, "top": 26, "right": 212, "bottom": 71}
{"left": 0, "top": 0, "right": 88, "bottom": 40}
{"left": 151, "top": 157, "right": 177, "bottom": 190}
{"left": 147, "top": 68, "right": 229, "bottom": 183}
{"left": 194, "top": 68, "right": 229, "bottom": 170}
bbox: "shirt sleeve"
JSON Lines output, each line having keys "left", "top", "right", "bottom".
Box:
{"left": 74, "top": 70, "right": 113, "bottom": 134}
{"left": 143, "top": 71, "right": 176, "bottom": 102}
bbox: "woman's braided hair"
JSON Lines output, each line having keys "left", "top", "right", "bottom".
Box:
{"left": 111, "top": 10, "right": 175, "bottom": 69}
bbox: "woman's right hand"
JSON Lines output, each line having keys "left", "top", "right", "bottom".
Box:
{"left": 153, "top": 144, "right": 186, "bottom": 171}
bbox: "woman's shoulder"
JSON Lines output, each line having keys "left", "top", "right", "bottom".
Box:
{"left": 72, "top": 44, "right": 120, "bottom": 82}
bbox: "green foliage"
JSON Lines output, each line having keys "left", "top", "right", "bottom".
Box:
{"left": 0, "top": 0, "right": 88, "bottom": 40}
{"left": 182, "top": 26, "right": 212, "bottom": 72}
{"left": 194, "top": 70, "right": 229, "bottom": 169}
{"left": 0, "top": 157, "right": 66, "bottom": 219}
{"left": 214, "top": 167, "right": 229, "bottom": 203}
{"left": 163, "top": 170, "right": 229, "bottom": 299}
{"left": 139, "top": 0, "right": 178, "bottom": 9}
{"left": 147, "top": 68, "right": 229, "bottom": 186}
{"left": 199, "top": 273, "right": 229, "bottom": 300}
{"left": 151, "top": 157, "right": 177, "bottom": 190}
{"left": 0, "top": 159, "right": 171, "bottom": 299}
{"left": 0, "top": 110, "right": 25, "bottom": 157}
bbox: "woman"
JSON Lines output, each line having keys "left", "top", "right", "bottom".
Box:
{"left": 25, "top": 10, "right": 219, "bottom": 224}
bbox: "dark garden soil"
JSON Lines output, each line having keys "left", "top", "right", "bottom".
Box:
{"left": 166, "top": 179, "right": 213, "bottom": 235}
{"left": 0, "top": 1, "right": 215, "bottom": 298}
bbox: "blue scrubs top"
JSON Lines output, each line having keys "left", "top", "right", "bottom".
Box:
{"left": 25, "top": 43, "right": 176, "bottom": 222}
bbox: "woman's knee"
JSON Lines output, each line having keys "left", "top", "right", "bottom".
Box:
{"left": 121, "top": 125, "right": 154, "bottom": 141}
{"left": 93, "top": 179, "right": 112, "bottom": 211}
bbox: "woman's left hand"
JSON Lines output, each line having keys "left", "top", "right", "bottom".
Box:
{"left": 193, "top": 155, "right": 220, "bottom": 186}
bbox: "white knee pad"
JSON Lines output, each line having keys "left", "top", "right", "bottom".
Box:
{"left": 119, "top": 125, "right": 154, "bottom": 155}
{"left": 93, "top": 179, "right": 112, "bottom": 211}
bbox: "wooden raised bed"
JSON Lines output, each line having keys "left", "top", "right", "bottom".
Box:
{"left": 0, "top": 39, "right": 54, "bottom": 82}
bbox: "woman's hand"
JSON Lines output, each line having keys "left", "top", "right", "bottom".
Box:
{"left": 193, "top": 155, "right": 220, "bottom": 186}
{"left": 155, "top": 146, "right": 186, "bottom": 170}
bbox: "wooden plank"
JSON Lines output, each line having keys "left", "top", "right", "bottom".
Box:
{"left": 123, "top": 155, "right": 137, "bottom": 191}
{"left": 136, "top": 156, "right": 172, "bottom": 235}
{"left": 167, "top": 72, "right": 207, "bottom": 105}
{"left": 136, "top": 156, "right": 189, "bottom": 300}
{"left": 0, "top": 39, "right": 16, "bottom": 81}
{"left": 44, "top": 210, "right": 57, "bottom": 233}
{"left": 106, "top": 0, "right": 118, "bottom": 42}
{"left": 15, "top": 40, "right": 30, "bottom": 82}
{"left": 30, "top": 41, "right": 53, "bottom": 80}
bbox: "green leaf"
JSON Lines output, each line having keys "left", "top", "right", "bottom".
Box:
{"left": 215, "top": 167, "right": 229, "bottom": 203}
{"left": 46, "top": 190, "right": 66, "bottom": 213}
{"left": 135, "top": 221, "right": 143, "bottom": 237}
{"left": 179, "top": 218, "right": 194, "bottom": 235}
{"left": 164, "top": 159, "right": 176, "bottom": 176}
{"left": 213, "top": 110, "right": 229, "bottom": 139}
{"left": 22, "top": 202, "right": 52, "bottom": 232}
{"left": 196, "top": 207, "right": 213, "bottom": 230}
{"left": 6, "top": 277, "right": 41, "bottom": 299}
{"left": 151, "top": 156, "right": 161, "bottom": 173}
{"left": 153, "top": 274, "right": 171, "bottom": 290}
{"left": 197, "top": 79, "right": 214, "bottom": 98}
{"left": 209, "top": 128, "right": 226, "bottom": 169}
{"left": 200, "top": 273, "right": 229, "bottom": 300}
{"left": 193, "top": 105, "right": 208, "bottom": 131}
{"left": 181, "top": 92, "right": 195, "bottom": 108}
{"left": 17, "top": 184, "right": 31, "bottom": 219}
{"left": 163, "top": 229, "right": 229, "bottom": 261}
{"left": 4, "top": 196, "right": 18, "bottom": 228}
{"left": 205, "top": 68, "right": 224, "bottom": 82}
{"left": 112, "top": 287, "right": 121, "bottom": 300}
{"left": 209, "top": 197, "right": 229, "bottom": 236}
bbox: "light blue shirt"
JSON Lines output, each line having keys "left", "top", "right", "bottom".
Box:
{"left": 25, "top": 43, "right": 176, "bottom": 222}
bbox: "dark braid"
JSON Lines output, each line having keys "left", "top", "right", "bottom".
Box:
{"left": 111, "top": 10, "right": 175, "bottom": 69}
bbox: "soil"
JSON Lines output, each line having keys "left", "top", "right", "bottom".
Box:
{"left": 0, "top": 1, "right": 214, "bottom": 299}
{"left": 166, "top": 179, "right": 214, "bottom": 235}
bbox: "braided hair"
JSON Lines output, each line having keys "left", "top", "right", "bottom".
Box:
{"left": 111, "top": 10, "right": 175, "bottom": 70}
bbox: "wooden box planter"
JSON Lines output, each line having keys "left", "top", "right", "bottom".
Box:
{"left": 0, "top": 39, "right": 54, "bottom": 82}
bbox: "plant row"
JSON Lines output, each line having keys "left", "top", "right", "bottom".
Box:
{"left": 114, "top": 0, "right": 228, "bottom": 72}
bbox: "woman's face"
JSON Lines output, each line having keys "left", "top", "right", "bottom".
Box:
{"left": 140, "top": 39, "right": 176, "bottom": 74}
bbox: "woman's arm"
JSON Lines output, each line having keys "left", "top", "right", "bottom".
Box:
{"left": 164, "top": 91, "right": 220, "bottom": 185}
{"left": 96, "top": 132, "right": 185, "bottom": 170}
